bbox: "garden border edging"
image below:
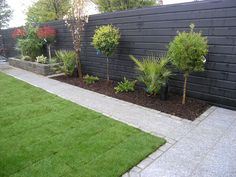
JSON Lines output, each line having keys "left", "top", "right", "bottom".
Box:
{"left": 8, "top": 57, "right": 61, "bottom": 76}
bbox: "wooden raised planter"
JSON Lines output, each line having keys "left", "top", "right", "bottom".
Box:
{"left": 8, "top": 58, "right": 61, "bottom": 76}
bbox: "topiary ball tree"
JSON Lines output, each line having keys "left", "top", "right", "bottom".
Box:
{"left": 92, "top": 25, "right": 120, "bottom": 81}
{"left": 168, "top": 24, "right": 208, "bottom": 105}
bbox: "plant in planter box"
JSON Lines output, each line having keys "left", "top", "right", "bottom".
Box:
{"left": 130, "top": 55, "right": 171, "bottom": 99}
{"left": 55, "top": 50, "right": 76, "bottom": 76}
{"left": 37, "top": 26, "right": 56, "bottom": 62}
{"left": 21, "top": 55, "right": 32, "bottom": 61}
{"left": 168, "top": 24, "right": 208, "bottom": 104}
{"left": 13, "top": 25, "right": 43, "bottom": 61}
{"left": 114, "top": 77, "right": 137, "bottom": 94}
{"left": 36, "top": 55, "right": 47, "bottom": 64}
{"left": 92, "top": 25, "right": 120, "bottom": 81}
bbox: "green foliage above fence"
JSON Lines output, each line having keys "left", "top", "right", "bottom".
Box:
{"left": 96, "top": 0, "right": 157, "bottom": 13}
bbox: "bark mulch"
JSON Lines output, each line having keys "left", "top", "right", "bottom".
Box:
{"left": 53, "top": 76, "right": 210, "bottom": 121}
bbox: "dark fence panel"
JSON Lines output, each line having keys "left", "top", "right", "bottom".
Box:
{"left": 2, "top": 0, "right": 236, "bottom": 109}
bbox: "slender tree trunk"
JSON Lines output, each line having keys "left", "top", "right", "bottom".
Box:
{"left": 106, "top": 57, "right": 109, "bottom": 81}
{"left": 76, "top": 52, "right": 83, "bottom": 80}
{"left": 182, "top": 74, "right": 188, "bottom": 105}
{"left": 47, "top": 44, "right": 52, "bottom": 62}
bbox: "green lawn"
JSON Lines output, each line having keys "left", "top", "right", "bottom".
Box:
{"left": 0, "top": 72, "right": 165, "bottom": 177}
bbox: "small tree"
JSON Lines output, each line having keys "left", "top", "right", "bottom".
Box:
{"left": 92, "top": 25, "right": 120, "bottom": 81}
{"left": 64, "top": 0, "right": 88, "bottom": 79}
{"left": 13, "top": 25, "right": 44, "bottom": 60}
{"left": 12, "top": 28, "right": 27, "bottom": 39}
{"left": 168, "top": 24, "right": 208, "bottom": 104}
{"left": 37, "top": 26, "right": 56, "bottom": 62}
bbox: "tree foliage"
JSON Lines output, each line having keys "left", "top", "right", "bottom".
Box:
{"left": 96, "top": 0, "right": 157, "bottom": 13}
{"left": 92, "top": 25, "right": 120, "bottom": 57}
{"left": 26, "top": 0, "right": 70, "bottom": 23}
{"left": 64, "top": 0, "right": 89, "bottom": 79}
{"left": 168, "top": 24, "right": 208, "bottom": 104}
{"left": 16, "top": 25, "right": 44, "bottom": 60}
{"left": 37, "top": 26, "right": 57, "bottom": 61}
{"left": 0, "top": 0, "right": 12, "bottom": 29}
{"left": 92, "top": 25, "right": 120, "bottom": 80}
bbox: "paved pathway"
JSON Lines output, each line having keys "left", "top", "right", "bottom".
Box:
{"left": 1, "top": 63, "right": 236, "bottom": 177}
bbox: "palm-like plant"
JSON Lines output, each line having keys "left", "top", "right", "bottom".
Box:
{"left": 130, "top": 55, "right": 171, "bottom": 95}
{"left": 55, "top": 50, "right": 77, "bottom": 76}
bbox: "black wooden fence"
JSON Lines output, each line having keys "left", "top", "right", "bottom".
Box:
{"left": 1, "top": 0, "right": 236, "bottom": 109}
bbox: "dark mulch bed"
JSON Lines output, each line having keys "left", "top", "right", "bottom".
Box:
{"left": 53, "top": 75, "right": 210, "bottom": 120}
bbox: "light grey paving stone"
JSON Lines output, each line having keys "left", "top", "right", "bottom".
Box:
{"left": 149, "top": 150, "right": 164, "bottom": 160}
{"left": 191, "top": 119, "right": 202, "bottom": 125}
{"left": 181, "top": 119, "right": 192, "bottom": 124}
{"left": 191, "top": 121, "right": 236, "bottom": 177}
{"left": 130, "top": 166, "right": 142, "bottom": 173}
{"left": 137, "top": 157, "right": 154, "bottom": 169}
{"left": 122, "top": 172, "right": 129, "bottom": 177}
{"left": 141, "top": 150, "right": 199, "bottom": 177}
{"left": 199, "top": 110, "right": 236, "bottom": 132}
{"left": 140, "top": 107, "right": 236, "bottom": 177}
{"left": 170, "top": 115, "right": 183, "bottom": 121}
{"left": 158, "top": 143, "right": 173, "bottom": 152}
{"left": 129, "top": 171, "right": 140, "bottom": 177}
{"left": 164, "top": 137, "right": 176, "bottom": 144}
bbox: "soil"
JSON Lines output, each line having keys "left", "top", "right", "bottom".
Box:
{"left": 53, "top": 76, "right": 210, "bottom": 121}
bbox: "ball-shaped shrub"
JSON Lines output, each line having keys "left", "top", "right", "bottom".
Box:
{"left": 11, "top": 28, "right": 27, "bottom": 39}
{"left": 168, "top": 24, "right": 208, "bottom": 104}
{"left": 92, "top": 25, "right": 120, "bottom": 80}
{"left": 92, "top": 25, "right": 120, "bottom": 57}
{"left": 37, "top": 26, "right": 56, "bottom": 43}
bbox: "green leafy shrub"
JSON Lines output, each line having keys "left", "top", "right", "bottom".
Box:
{"left": 167, "top": 24, "right": 208, "bottom": 104}
{"left": 92, "top": 25, "right": 120, "bottom": 81}
{"left": 49, "top": 57, "right": 60, "bottom": 64}
{"left": 114, "top": 77, "right": 137, "bottom": 94}
{"left": 55, "top": 50, "right": 76, "bottom": 76}
{"left": 97, "top": 0, "right": 157, "bottom": 13}
{"left": 36, "top": 55, "right": 47, "bottom": 64}
{"left": 21, "top": 55, "right": 32, "bottom": 61}
{"left": 130, "top": 55, "right": 171, "bottom": 95}
{"left": 83, "top": 75, "right": 99, "bottom": 85}
{"left": 16, "top": 25, "right": 43, "bottom": 60}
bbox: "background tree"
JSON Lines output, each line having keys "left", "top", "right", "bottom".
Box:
{"left": 26, "top": 0, "right": 70, "bottom": 23}
{"left": 96, "top": 0, "right": 158, "bottom": 13}
{"left": 168, "top": 24, "right": 208, "bottom": 105}
{"left": 0, "top": 0, "right": 12, "bottom": 29}
{"left": 64, "top": 0, "right": 88, "bottom": 79}
{"left": 92, "top": 25, "right": 120, "bottom": 81}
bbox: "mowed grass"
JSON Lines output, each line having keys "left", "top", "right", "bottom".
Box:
{"left": 0, "top": 72, "right": 165, "bottom": 177}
